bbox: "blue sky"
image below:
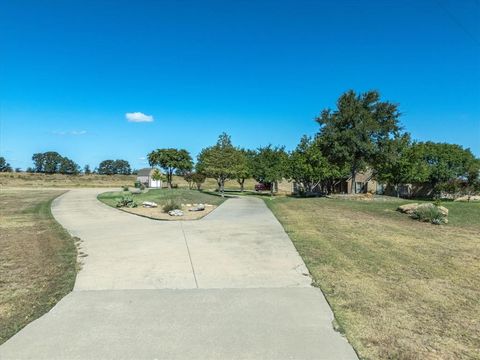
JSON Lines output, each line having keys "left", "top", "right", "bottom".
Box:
{"left": 1, "top": 0, "right": 479, "bottom": 170}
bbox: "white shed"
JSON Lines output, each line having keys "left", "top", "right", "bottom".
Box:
{"left": 136, "top": 168, "right": 163, "bottom": 188}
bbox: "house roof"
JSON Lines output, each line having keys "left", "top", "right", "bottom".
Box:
{"left": 137, "top": 168, "right": 153, "bottom": 176}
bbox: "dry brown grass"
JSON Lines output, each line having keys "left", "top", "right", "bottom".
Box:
{"left": 0, "top": 172, "right": 260, "bottom": 191}
{"left": 0, "top": 190, "right": 77, "bottom": 344}
{"left": 0, "top": 172, "right": 136, "bottom": 188}
{"left": 266, "top": 197, "right": 480, "bottom": 360}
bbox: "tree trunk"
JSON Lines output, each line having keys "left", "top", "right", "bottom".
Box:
{"left": 351, "top": 165, "right": 357, "bottom": 194}
{"left": 167, "top": 171, "right": 173, "bottom": 189}
{"left": 395, "top": 184, "right": 399, "bottom": 198}
{"left": 220, "top": 179, "right": 225, "bottom": 197}
{"left": 239, "top": 179, "right": 245, "bottom": 192}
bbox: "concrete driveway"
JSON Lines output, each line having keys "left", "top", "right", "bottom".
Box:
{"left": 0, "top": 189, "right": 357, "bottom": 359}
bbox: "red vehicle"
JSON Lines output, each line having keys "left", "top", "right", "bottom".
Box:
{"left": 255, "top": 183, "right": 272, "bottom": 192}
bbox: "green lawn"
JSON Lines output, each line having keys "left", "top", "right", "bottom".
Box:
{"left": 98, "top": 188, "right": 226, "bottom": 208}
{"left": 265, "top": 196, "right": 480, "bottom": 360}
{"left": 0, "top": 190, "right": 77, "bottom": 344}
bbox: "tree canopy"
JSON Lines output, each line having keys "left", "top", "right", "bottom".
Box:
{"left": 413, "top": 142, "right": 477, "bottom": 186}
{"left": 234, "top": 149, "right": 255, "bottom": 192}
{"left": 97, "top": 159, "right": 131, "bottom": 175}
{"left": 252, "top": 145, "right": 288, "bottom": 195}
{"left": 374, "top": 134, "right": 429, "bottom": 196}
{"left": 317, "top": 90, "right": 401, "bottom": 193}
{"left": 0, "top": 157, "right": 13, "bottom": 172}
{"left": 286, "top": 136, "right": 333, "bottom": 193}
{"left": 147, "top": 148, "right": 193, "bottom": 188}
{"left": 196, "top": 133, "right": 242, "bottom": 196}
{"left": 32, "top": 152, "right": 79, "bottom": 174}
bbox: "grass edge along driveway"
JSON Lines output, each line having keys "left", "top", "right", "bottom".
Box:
{"left": 265, "top": 196, "right": 480, "bottom": 360}
{"left": 0, "top": 190, "right": 77, "bottom": 344}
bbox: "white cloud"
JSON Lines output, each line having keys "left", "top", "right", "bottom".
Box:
{"left": 52, "top": 130, "right": 87, "bottom": 136}
{"left": 126, "top": 112, "right": 154, "bottom": 122}
{"left": 71, "top": 130, "right": 87, "bottom": 135}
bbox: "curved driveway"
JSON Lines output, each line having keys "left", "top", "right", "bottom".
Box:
{"left": 0, "top": 189, "right": 357, "bottom": 359}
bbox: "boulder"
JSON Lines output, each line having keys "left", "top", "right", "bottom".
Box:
{"left": 454, "top": 195, "right": 480, "bottom": 202}
{"left": 415, "top": 203, "right": 448, "bottom": 217}
{"left": 168, "top": 209, "right": 184, "bottom": 216}
{"left": 437, "top": 205, "right": 449, "bottom": 216}
{"left": 397, "top": 203, "right": 419, "bottom": 214}
{"left": 142, "top": 201, "right": 158, "bottom": 208}
{"left": 189, "top": 204, "right": 205, "bottom": 212}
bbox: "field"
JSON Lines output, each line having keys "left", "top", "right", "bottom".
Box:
{"left": 266, "top": 197, "right": 480, "bottom": 359}
{"left": 0, "top": 172, "right": 258, "bottom": 191}
{"left": 0, "top": 172, "right": 136, "bottom": 188}
{"left": 0, "top": 190, "right": 77, "bottom": 344}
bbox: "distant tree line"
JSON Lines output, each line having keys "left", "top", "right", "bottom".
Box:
{"left": 2, "top": 152, "right": 133, "bottom": 176}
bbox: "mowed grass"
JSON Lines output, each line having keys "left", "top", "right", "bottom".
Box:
{"left": 266, "top": 197, "right": 480, "bottom": 359}
{"left": 98, "top": 188, "right": 226, "bottom": 208}
{"left": 0, "top": 190, "right": 77, "bottom": 344}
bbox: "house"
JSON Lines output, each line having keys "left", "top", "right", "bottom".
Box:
{"left": 136, "top": 168, "right": 163, "bottom": 188}
{"left": 332, "top": 169, "right": 380, "bottom": 194}
{"left": 291, "top": 169, "right": 383, "bottom": 195}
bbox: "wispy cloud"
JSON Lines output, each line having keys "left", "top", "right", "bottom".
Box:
{"left": 52, "top": 130, "right": 87, "bottom": 136}
{"left": 126, "top": 112, "right": 154, "bottom": 122}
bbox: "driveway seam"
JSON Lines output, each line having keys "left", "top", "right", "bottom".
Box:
{"left": 180, "top": 222, "right": 199, "bottom": 288}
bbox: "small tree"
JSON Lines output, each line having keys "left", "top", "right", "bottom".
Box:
{"left": 414, "top": 142, "right": 477, "bottom": 187}
{"left": 287, "top": 136, "right": 331, "bottom": 194}
{"left": 147, "top": 148, "right": 193, "bottom": 188}
{"left": 0, "top": 157, "right": 12, "bottom": 172}
{"left": 234, "top": 149, "right": 255, "bottom": 192}
{"left": 374, "top": 134, "right": 429, "bottom": 197}
{"left": 196, "top": 133, "right": 241, "bottom": 197}
{"left": 192, "top": 172, "right": 207, "bottom": 190}
{"left": 84, "top": 165, "right": 91, "bottom": 175}
{"left": 252, "top": 145, "right": 288, "bottom": 196}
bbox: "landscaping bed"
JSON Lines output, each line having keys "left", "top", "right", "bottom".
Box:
{"left": 98, "top": 189, "right": 225, "bottom": 221}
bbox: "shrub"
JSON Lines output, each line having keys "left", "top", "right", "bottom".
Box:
{"left": 134, "top": 181, "right": 141, "bottom": 188}
{"left": 139, "top": 184, "right": 146, "bottom": 190}
{"left": 122, "top": 185, "right": 129, "bottom": 191}
{"left": 411, "top": 204, "right": 447, "bottom": 225}
{"left": 162, "top": 199, "right": 181, "bottom": 213}
{"left": 116, "top": 194, "right": 138, "bottom": 208}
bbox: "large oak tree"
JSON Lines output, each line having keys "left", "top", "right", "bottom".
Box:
{"left": 317, "top": 90, "right": 401, "bottom": 193}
